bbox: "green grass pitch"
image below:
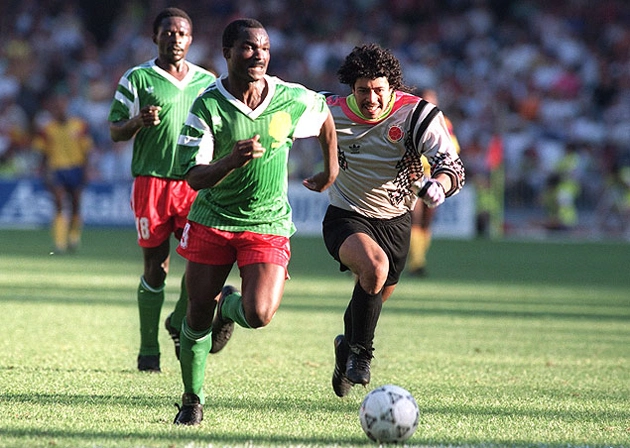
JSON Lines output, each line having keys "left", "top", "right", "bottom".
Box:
{"left": 0, "top": 228, "right": 628, "bottom": 447}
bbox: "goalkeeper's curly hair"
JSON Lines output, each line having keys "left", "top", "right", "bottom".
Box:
{"left": 337, "top": 43, "right": 413, "bottom": 93}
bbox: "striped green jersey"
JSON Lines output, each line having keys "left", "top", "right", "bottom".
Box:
{"left": 108, "top": 60, "right": 215, "bottom": 179}
{"left": 177, "top": 75, "right": 328, "bottom": 236}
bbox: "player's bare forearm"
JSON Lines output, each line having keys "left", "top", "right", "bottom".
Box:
{"left": 109, "top": 118, "right": 142, "bottom": 142}
{"left": 303, "top": 170, "right": 335, "bottom": 192}
{"left": 110, "top": 106, "right": 162, "bottom": 142}
{"left": 186, "top": 137, "right": 263, "bottom": 190}
{"left": 304, "top": 111, "right": 339, "bottom": 192}
{"left": 186, "top": 159, "right": 234, "bottom": 191}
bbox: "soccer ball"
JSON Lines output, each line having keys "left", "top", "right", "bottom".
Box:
{"left": 359, "top": 384, "right": 419, "bottom": 444}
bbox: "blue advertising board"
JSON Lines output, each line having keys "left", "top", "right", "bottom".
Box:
{"left": 0, "top": 179, "right": 475, "bottom": 238}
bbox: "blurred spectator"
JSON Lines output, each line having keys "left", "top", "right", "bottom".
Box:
{"left": 0, "top": 91, "right": 31, "bottom": 177}
{"left": 541, "top": 142, "right": 583, "bottom": 231}
{"left": 541, "top": 171, "right": 580, "bottom": 231}
{"left": 596, "top": 159, "right": 630, "bottom": 238}
{"left": 0, "top": 0, "right": 629, "bottom": 239}
{"left": 32, "top": 90, "right": 93, "bottom": 253}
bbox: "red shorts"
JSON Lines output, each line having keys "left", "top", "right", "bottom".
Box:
{"left": 176, "top": 221, "right": 291, "bottom": 269}
{"left": 131, "top": 176, "right": 197, "bottom": 248}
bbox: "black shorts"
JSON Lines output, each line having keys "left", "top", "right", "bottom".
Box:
{"left": 322, "top": 205, "right": 411, "bottom": 287}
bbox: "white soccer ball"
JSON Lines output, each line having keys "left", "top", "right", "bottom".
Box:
{"left": 359, "top": 384, "right": 419, "bottom": 444}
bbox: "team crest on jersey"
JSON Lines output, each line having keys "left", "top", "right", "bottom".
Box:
{"left": 269, "top": 112, "right": 291, "bottom": 148}
{"left": 386, "top": 124, "right": 404, "bottom": 143}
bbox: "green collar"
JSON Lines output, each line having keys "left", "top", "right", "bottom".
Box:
{"left": 346, "top": 93, "right": 395, "bottom": 121}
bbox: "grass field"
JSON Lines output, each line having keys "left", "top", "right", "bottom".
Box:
{"left": 1, "top": 228, "right": 629, "bottom": 448}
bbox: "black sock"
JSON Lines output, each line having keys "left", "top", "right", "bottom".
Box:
{"left": 343, "top": 304, "right": 352, "bottom": 341}
{"left": 349, "top": 282, "right": 382, "bottom": 351}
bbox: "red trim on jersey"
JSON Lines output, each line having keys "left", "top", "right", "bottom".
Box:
{"left": 326, "top": 91, "right": 420, "bottom": 125}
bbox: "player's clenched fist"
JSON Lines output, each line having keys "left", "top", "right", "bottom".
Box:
{"left": 231, "top": 135, "right": 266, "bottom": 167}
{"left": 139, "top": 105, "right": 162, "bottom": 127}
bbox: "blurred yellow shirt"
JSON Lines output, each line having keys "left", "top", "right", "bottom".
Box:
{"left": 33, "top": 118, "right": 92, "bottom": 170}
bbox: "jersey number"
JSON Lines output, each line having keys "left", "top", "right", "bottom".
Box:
{"left": 136, "top": 217, "right": 150, "bottom": 240}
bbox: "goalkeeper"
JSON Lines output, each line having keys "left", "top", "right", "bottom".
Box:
{"left": 322, "top": 44, "right": 465, "bottom": 397}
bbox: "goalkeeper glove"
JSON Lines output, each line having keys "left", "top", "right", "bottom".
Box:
{"left": 411, "top": 179, "right": 446, "bottom": 208}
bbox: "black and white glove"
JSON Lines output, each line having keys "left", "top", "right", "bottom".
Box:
{"left": 411, "top": 179, "right": 446, "bottom": 208}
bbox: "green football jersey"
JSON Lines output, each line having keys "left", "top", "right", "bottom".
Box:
{"left": 108, "top": 60, "right": 216, "bottom": 179}
{"left": 177, "top": 75, "right": 328, "bottom": 236}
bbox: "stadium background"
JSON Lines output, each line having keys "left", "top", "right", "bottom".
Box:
{"left": 0, "top": 0, "right": 628, "bottom": 240}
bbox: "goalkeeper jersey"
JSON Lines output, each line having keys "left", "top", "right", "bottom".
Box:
{"left": 326, "top": 91, "right": 465, "bottom": 219}
{"left": 108, "top": 59, "right": 216, "bottom": 179}
{"left": 177, "top": 75, "right": 329, "bottom": 237}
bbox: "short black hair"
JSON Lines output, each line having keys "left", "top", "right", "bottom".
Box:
{"left": 153, "top": 7, "right": 192, "bottom": 35}
{"left": 222, "top": 18, "right": 265, "bottom": 48}
{"left": 337, "top": 44, "right": 409, "bottom": 92}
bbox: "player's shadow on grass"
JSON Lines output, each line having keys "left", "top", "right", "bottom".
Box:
{"left": 3, "top": 285, "right": 628, "bottom": 323}
{"left": 4, "top": 391, "right": 628, "bottom": 446}
{"left": 279, "top": 299, "right": 630, "bottom": 322}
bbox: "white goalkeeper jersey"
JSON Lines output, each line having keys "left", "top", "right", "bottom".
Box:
{"left": 325, "top": 91, "right": 465, "bottom": 219}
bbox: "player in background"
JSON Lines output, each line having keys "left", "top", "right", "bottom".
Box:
{"left": 33, "top": 90, "right": 93, "bottom": 254}
{"left": 172, "top": 18, "right": 338, "bottom": 425}
{"left": 407, "top": 88, "right": 461, "bottom": 277}
{"left": 323, "top": 44, "right": 465, "bottom": 397}
{"left": 108, "top": 7, "right": 216, "bottom": 373}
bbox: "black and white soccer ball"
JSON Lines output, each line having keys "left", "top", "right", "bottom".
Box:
{"left": 359, "top": 384, "right": 419, "bottom": 444}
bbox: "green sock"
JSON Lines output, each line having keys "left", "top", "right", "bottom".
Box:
{"left": 169, "top": 273, "right": 188, "bottom": 331}
{"left": 137, "top": 276, "right": 165, "bottom": 356}
{"left": 221, "top": 290, "right": 252, "bottom": 328}
{"left": 180, "top": 320, "right": 212, "bottom": 404}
